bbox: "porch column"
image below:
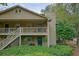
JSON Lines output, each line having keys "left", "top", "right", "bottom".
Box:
{"left": 19, "top": 35, "right": 21, "bottom": 46}
{"left": 19, "top": 27, "right": 21, "bottom": 46}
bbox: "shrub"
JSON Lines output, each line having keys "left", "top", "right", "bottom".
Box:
{"left": 0, "top": 45, "right": 73, "bottom": 56}
{"left": 50, "top": 45, "right": 73, "bottom": 56}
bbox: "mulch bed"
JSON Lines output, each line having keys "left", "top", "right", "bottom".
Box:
{"left": 73, "top": 48, "right": 79, "bottom": 56}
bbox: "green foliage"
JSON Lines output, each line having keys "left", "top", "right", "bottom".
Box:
{"left": 42, "top": 3, "right": 77, "bottom": 40}
{"left": 50, "top": 45, "right": 73, "bottom": 56}
{"left": 0, "top": 3, "right": 7, "bottom": 6}
{"left": 0, "top": 45, "right": 73, "bottom": 56}
{"left": 55, "top": 4, "right": 77, "bottom": 40}
{"left": 56, "top": 19, "right": 77, "bottom": 40}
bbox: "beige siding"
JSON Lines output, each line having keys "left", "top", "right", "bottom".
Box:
{"left": 48, "top": 18, "right": 56, "bottom": 46}
{"left": 0, "top": 8, "right": 45, "bottom": 20}
{"left": 0, "top": 20, "right": 47, "bottom": 28}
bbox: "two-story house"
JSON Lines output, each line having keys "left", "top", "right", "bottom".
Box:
{"left": 0, "top": 5, "right": 56, "bottom": 50}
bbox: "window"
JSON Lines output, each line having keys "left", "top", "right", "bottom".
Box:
{"left": 19, "top": 9, "right": 21, "bottom": 13}
{"left": 15, "top": 9, "right": 21, "bottom": 13}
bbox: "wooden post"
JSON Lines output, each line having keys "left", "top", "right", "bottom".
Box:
{"left": 19, "top": 36, "right": 21, "bottom": 46}
{"left": 19, "top": 27, "right": 21, "bottom": 46}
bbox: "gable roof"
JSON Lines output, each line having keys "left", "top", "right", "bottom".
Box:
{"left": 0, "top": 5, "right": 47, "bottom": 19}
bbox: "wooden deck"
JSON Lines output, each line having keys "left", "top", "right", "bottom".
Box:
{"left": 0, "top": 27, "right": 48, "bottom": 35}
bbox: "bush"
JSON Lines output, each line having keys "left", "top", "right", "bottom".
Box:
{"left": 0, "top": 45, "right": 73, "bottom": 56}
{"left": 56, "top": 19, "right": 77, "bottom": 40}
{"left": 50, "top": 45, "right": 73, "bottom": 56}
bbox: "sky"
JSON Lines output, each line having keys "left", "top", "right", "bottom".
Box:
{"left": 0, "top": 3, "right": 50, "bottom": 13}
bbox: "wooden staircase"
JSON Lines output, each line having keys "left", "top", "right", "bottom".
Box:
{"left": 0, "top": 29, "right": 20, "bottom": 50}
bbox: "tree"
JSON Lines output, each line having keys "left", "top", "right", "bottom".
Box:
{"left": 63, "top": 3, "right": 79, "bottom": 45}
{"left": 0, "top": 3, "right": 7, "bottom": 6}
{"left": 56, "top": 19, "right": 76, "bottom": 40}
{"left": 41, "top": 3, "right": 77, "bottom": 41}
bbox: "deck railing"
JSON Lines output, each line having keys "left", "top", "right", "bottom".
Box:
{"left": 0, "top": 27, "right": 47, "bottom": 50}
{"left": 21, "top": 27, "right": 47, "bottom": 33}
{"left": 0, "top": 28, "right": 17, "bottom": 33}
{"left": 0, "top": 33, "right": 19, "bottom": 50}
{"left": 0, "top": 27, "right": 47, "bottom": 34}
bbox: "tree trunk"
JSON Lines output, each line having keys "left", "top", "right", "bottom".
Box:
{"left": 76, "top": 24, "right": 79, "bottom": 46}
{"left": 77, "top": 36, "right": 79, "bottom": 46}
{"left": 76, "top": 26, "right": 79, "bottom": 46}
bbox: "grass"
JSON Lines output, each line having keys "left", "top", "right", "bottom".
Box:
{"left": 0, "top": 45, "right": 73, "bottom": 56}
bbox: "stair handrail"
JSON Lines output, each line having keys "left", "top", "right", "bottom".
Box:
{"left": 0, "top": 28, "right": 20, "bottom": 49}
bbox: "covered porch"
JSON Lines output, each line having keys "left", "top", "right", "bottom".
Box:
{"left": 0, "top": 19, "right": 48, "bottom": 35}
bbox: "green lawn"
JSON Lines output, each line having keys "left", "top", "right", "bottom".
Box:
{"left": 0, "top": 45, "right": 73, "bottom": 56}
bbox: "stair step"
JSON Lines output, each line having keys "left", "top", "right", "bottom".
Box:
{"left": 0, "top": 29, "right": 19, "bottom": 50}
